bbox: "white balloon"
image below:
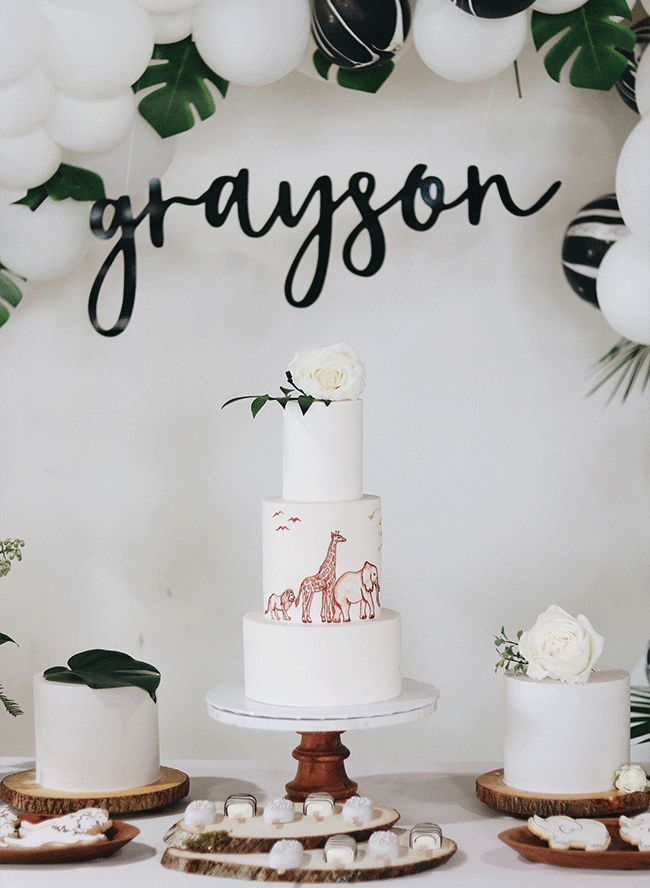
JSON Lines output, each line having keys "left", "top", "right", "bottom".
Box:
{"left": 414, "top": 0, "right": 528, "bottom": 83}
{"left": 136, "top": 0, "right": 198, "bottom": 10}
{"left": 532, "top": 0, "right": 587, "bottom": 12}
{"left": 616, "top": 116, "right": 650, "bottom": 241}
{"left": 45, "top": 90, "right": 135, "bottom": 153}
{"left": 64, "top": 115, "right": 176, "bottom": 199}
{"left": 0, "top": 68, "right": 53, "bottom": 137}
{"left": 151, "top": 10, "right": 193, "bottom": 43}
{"left": 635, "top": 48, "right": 650, "bottom": 118}
{"left": 0, "top": 199, "right": 92, "bottom": 281}
{"left": 38, "top": 0, "right": 154, "bottom": 99}
{"left": 597, "top": 235, "right": 650, "bottom": 345}
{"left": 0, "top": 0, "right": 44, "bottom": 87}
{"left": 193, "top": 0, "right": 311, "bottom": 86}
{"left": 0, "top": 128, "right": 62, "bottom": 190}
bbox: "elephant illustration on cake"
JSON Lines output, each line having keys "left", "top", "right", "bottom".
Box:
{"left": 333, "top": 562, "right": 380, "bottom": 622}
{"left": 265, "top": 589, "right": 296, "bottom": 622}
{"left": 294, "top": 531, "right": 346, "bottom": 624}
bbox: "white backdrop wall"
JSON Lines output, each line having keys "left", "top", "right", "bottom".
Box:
{"left": 1, "top": 38, "right": 649, "bottom": 768}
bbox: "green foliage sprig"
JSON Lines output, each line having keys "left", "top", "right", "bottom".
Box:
{"left": 44, "top": 650, "right": 161, "bottom": 703}
{"left": 589, "top": 339, "right": 650, "bottom": 404}
{"left": 532, "top": 0, "right": 636, "bottom": 91}
{"left": 133, "top": 37, "right": 228, "bottom": 139}
{"left": 1, "top": 540, "right": 25, "bottom": 716}
{"left": 222, "top": 371, "right": 331, "bottom": 418}
{"left": 0, "top": 539, "right": 25, "bottom": 578}
{"left": 494, "top": 626, "right": 528, "bottom": 675}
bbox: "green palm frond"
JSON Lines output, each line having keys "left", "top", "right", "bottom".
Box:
{"left": 588, "top": 339, "right": 650, "bottom": 404}
{"left": 0, "top": 686, "right": 23, "bottom": 718}
{"left": 631, "top": 686, "right": 650, "bottom": 745}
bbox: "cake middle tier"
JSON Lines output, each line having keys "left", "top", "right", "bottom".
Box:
{"left": 263, "top": 495, "right": 382, "bottom": 625}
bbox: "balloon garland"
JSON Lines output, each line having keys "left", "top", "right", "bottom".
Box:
{"left": 0, "top": 0, "right": 645, "bottom": 402}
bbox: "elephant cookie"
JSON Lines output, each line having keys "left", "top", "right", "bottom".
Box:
{"left": 619, "top": 813, "right": 650, "bottom": 852}
{"left": 528, "top": 815, "right": 611, "bottom": 852}
{"left": 3, "top": 807, "right": 112, "bottom": 848}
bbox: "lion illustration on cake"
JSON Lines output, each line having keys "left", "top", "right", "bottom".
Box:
{"left": 265, "top": 589, "right": 296, "bottom": 621}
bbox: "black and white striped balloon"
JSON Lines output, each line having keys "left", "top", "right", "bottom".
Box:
{"left": 312, "top": 0, "right": 411, "bottom": 70}
{"left": 616, "top": 17, "right": 650, "bottom": 114}
{"left": 562, "top": 194, "right": 628, "bottom": 308}
{"left": 450, "top": 0, "right": 534, "bottom": 17}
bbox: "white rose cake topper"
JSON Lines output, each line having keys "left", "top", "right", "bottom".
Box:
{"left": 223, "top": 343, "right": 365, "bottom": 416}
{"left": 495, "top": 604, "right": 603, "bottom": 683}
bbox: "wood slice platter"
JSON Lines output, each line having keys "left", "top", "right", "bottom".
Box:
{"left": 499, "top": 819, "right": 650, "bottom": 870}
{"left": 0, "top": 816, "right": 139, "bottom": 866}
{"left": 161, "top": 829, "right": 458, "bottom": 882}
{"left": 477, "top": 769, "right": 650, "bottom": 819}
{"left": 1, "top": 767, "right": 190, "bottom": 816}
{"left": 164, "top": 802, "right": 401, "bottom": 853}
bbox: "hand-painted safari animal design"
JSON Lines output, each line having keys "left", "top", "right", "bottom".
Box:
{"left": 620, "top": 813, "right": 650, "bottom": 851}
{"left": 332, "top": 561, "right": 380, "bottom": 623}
{"left": 265, "top": 588, "right": 295, "bottom": 621}
{"left": 528, "top": 815, "right": 610, "bottom": 851}
{"left": 294, "top": 531, "right": 346, "bottom": 624}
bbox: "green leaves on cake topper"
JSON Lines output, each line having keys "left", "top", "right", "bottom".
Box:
{"left": 133, "top": 37, "right": 229, "bottom": 139}
{"left": 0, "top": 629, "right": 23, "bottom": 716}
{"left": 494, "top": 626, "right": 528, "bottom": 675}
{"left": 44, "top": 650, "right": 161, "bottom": 703}
{"left": 531, "top": 0, "right": 636, "bottom": 91}
{"left": 222, "top": 371, "right": 332, "bottom": 418}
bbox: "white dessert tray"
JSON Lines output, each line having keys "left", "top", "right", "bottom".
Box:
{"left": 206, "top": 678, "right": 439, "bottom": 732}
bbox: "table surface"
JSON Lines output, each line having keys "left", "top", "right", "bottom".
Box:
{"left": 1, "top": 757, "right": 649, "bottom": 887}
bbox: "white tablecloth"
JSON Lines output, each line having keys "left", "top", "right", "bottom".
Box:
{"left": 1, "top": 758, "right": 648, "bottom": 887}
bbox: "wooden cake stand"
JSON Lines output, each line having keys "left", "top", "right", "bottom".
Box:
{"left": 477, "top": 769, "right": 650, "bottom": 819}
{"left": 206, "top": 678, "right": 439, "bottom": 802}
{"left": 0, "top": 766, "right": 190, "bottom": 816}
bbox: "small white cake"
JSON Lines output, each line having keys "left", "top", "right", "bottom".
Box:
{"left": 503, "top": 669, "right": 630, "bottom": 794}
{"left": 33, "top": 674, "right": 160, "bottom": 793}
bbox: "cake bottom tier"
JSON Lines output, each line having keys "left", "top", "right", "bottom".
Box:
{"left": 243, "top": 609, "right": 401, "bottom": 707}
{"left": 503, "top": 669, "right": 630, "bottom": 794}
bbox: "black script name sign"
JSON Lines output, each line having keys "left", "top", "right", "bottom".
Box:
{"left": 88, "top": 165, "right": 561, "bottom": 337}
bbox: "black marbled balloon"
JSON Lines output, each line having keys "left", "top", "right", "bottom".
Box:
{"left": 616, "top": 17, "right": 650, "bottom": 114}
{"left": 562, "top": 194, "right": 627, "bottom": 307}
{"left": 312, "top": 0, "right": 411, "bottom": 70}
{"left": 450, "top": 0, "right": 534, "bottom": 17}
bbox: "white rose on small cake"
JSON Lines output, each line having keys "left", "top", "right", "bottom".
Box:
{"left": 287, "top": 343, "right": 365, "bottom": 401}
{"left": 518, "top": 604, "right": 604, "bottom": 684}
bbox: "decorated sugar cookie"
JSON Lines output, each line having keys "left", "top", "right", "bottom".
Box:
{"left": 528, "top": 815, "right": 611, "bottom": 852}
{"left": 3, "top": 807, "right": 112, "bottom": 848}
{"left": 620, "top": 813, "right": 650, "bottom": 852}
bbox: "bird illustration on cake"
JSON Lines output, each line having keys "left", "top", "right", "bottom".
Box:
{"left": 225, "top": 344, "right": 402, "bottom": 707}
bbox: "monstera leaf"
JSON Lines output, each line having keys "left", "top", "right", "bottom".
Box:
{"left": 0, "top": 269, "right": 23, "bottom": 329}
{"left": 312, "top": 49, "right": 395, "bottom": 94}
{"left": 16, "top": 164, "right": 106, "bottom": 212}
{"left": 532, "top": 0, "right": 636, "bottom": 91}
{"left": 133, "top": 37, "right": 229, "bottom": 138}
{"left": 44, "top": 649, "right": 161, "bottom": 702}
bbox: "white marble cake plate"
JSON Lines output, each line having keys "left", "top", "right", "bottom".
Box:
{"left": 205, "top": 678, "right": 439, "bottom": 732}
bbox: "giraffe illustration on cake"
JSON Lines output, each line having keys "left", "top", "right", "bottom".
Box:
{"left": 294, "top": 531, "right": 346, "bottom": 624}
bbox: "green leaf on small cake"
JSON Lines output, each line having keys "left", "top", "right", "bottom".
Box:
{"left": 251, "top": 394, "right": 270, "bottom": 418}
{"left": 44, "top": 649, "right": 161, "bottom": 702}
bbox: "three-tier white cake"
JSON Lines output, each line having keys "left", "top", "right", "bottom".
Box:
{"left": 243, "top": 390, "right": 402, "bottom": 708}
